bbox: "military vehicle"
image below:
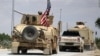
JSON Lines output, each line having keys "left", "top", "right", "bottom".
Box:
{"left": 72, "top": 22, "right": 95, "bottom": 50}
{"left": 11, "top": 13, "right": 58, "bottom": 55}
{"left": 59, "top": 22, "right": 95, "bottom": 52}
{"left": 59, "top": 29, "right": 84, "bottom": 52}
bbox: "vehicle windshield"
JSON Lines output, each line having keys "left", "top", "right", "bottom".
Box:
{"left": 62, "top": 31, "right": 80, "bottom": 36}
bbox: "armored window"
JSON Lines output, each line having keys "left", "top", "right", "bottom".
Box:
{"left": 32, "top": 16, "right": 37, "bottom": 22}
{"left": 62, "top": 31, "right": 80, "bottom": 36}
{"left": 24, "top": 16, "right": 30, "bottom": 24}
{"left": 76, "top": 22, "right": 84, "bottom": 25}
{"left": 26, "top": 16, "right": 29, "bottom": 21}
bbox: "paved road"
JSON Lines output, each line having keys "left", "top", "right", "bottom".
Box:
{"left": 0, "top": 49, "right": 93, "bottom": 56}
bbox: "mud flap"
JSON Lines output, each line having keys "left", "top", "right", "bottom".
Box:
{"left": 43, "top": 43, "right": 52, "bottom": 55}
{"left": 43, "top": 48, "right": 50, "bottom": 55}
{"left": 11, "top": 42, "right": 19, "bottom": 54}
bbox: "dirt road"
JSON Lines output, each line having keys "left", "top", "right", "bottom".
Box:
{"left": 74, "top": 49, "right": 100, "bottom": 56}
{"left": 0, "top": 49, "right": 100, "bottom": 56}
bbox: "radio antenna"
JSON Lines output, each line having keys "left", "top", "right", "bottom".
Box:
{"left": 58, "top": 9, "right": 62, "bottom": 36}
{"left": 14, "top": 10, "right": 24, "bottom": 15}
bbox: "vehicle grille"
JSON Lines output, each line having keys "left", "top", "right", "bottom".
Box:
{"left": 65, "top": 43, "right": 74, "bottom": 45}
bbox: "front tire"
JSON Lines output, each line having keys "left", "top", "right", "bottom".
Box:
{"left": 78, "top": 47, "right": 84, "bottom": 52}
{"left": 21, "top": 49, "right": 27, "bottom": 54}
{"left": 59, "top": 46, "right": 65, "bottom": 51}
{"left": 80, "top": 48, "right": 84, "bottom": 52}
{"left": 52, "top": 49, "right": 57, "bottom": 54}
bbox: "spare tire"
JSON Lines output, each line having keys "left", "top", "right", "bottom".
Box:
{"left": 22, "top": 26, "right": 39, "bottom": 41}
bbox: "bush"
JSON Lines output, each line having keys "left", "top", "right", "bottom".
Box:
{"left": 0, "top": 33, "right": 11, "bottom": 49}
{"left": 95, "top": 37, "right": 100, "bottom": 49}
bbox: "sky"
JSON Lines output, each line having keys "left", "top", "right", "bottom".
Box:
{"left": 0, "top": 0, "right": 100, "bottom": 37}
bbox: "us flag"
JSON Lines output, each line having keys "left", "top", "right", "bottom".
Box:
{"left": 40, "top": 0, "right": 51, "bottom": 27}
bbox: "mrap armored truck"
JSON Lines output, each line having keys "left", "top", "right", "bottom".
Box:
{"left": 11, "top": 13, "right": 58, "bottom": 55}
{"left": 73, "top": 22, "right": 95, "bottom": 50}
{"left": 59, "top": 22, "right": 95, "bottom": 52}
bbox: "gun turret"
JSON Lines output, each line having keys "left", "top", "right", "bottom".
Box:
{"left": 21, "top": 14, "right": 54, "bottom": 25}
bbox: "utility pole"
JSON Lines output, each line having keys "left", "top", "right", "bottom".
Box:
{"left": 99, "top": 0, "right": 100, "bottom": 7}
{"left": 11, "top": 0, "right": 15, "bottom": 35}
{"left": 60, "top": 9, "right": 62, "bottom": 21}
{"left": 58, "top": 9, "right": 62, "bottom": 36}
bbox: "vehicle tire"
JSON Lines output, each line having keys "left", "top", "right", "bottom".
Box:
{"left": 59, "top": 46, "right": 65, "bottom": 51}
{"left": 17, "top": 47, "right": 24, "bottom": 54}
{"left": 80, "top": 49, "right": 83, "bottom": 52}
{"left": 22, "top": 26, "right": 39, "bottom": 41}
{"left": 78, "top": 48, "right": 83, "bottom": 52}
{"left": 80, "top": 47, "right": 84, "bottom": 52}
{"left": 17, "top": 47, "right": 20, "bottom": 54}
{"left": 21, "top": 49, "right": 27, "bottom": 54}
{"left": 52, "top": 49, "right": 57, "bottom": 54}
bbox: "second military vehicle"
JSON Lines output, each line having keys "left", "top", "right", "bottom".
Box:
{"left": 72, "top": 22, "right": 95, "bottom": 50}
{"left": 11, "top": 13, "right": 58, "bottom": 55}
{"left": 59, "top": 30, "right": 84, "bottom": 52}
{"left": 59, "top": 22, "right": 95, "bottom": 52}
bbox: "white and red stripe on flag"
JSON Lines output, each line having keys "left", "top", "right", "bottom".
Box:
{"left": 40, "top": 0, "right": 51, "bottom": 27}
{"left": 40, "top": 10, "right": 49, "bottom": 27}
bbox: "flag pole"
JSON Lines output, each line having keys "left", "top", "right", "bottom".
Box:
{"left": 11, "top": 0, "right": 15, "bottom": 36}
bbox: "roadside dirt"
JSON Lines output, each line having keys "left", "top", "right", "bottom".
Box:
{"left": 74, "top": 49, "right": 100, "bottom": 56}
{"left": 86, "top": 49, "right": 100, "bottom": 56}
{"left": 94, "top": 49, "right": 100, "bottom": 56}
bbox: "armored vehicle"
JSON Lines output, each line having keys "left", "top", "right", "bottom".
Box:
{"left": 11, "top": 13, "right": 58, "bottom": 55}
{"left": 72, "top": 22, "right": 95, "bottom": 50}
{"left": 59, "top": 22, "right": 95, "bottom": 52}
{"left": 59, "top": 30, "right": 84, "bottom": 52}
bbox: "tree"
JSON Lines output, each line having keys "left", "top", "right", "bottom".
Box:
{"left": 95, "top": 38, "right": 100, "bottom": 49}
{"left": 95, "top": 18, "right": 100, "bottom": 29}
{"left": 95, "top": 18, "right": 100, "bottom": 48}
{"left": 0, "top": 33, "right": 11, "bottom": 48}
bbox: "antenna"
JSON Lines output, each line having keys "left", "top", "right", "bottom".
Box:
{"left": 14, "top": 10, "right": 24, "bottom": 15}
{"left": 60, "top": 9, "right": 62, "bottom": 20}
{"left": 66, "top": 22, "right": 68, "bottom": 30}
{"left": 58, "top": 9, "right": 62, "bottom": 36}
{"left": 11, "top": 0, "right": 15, "bottom": 35}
